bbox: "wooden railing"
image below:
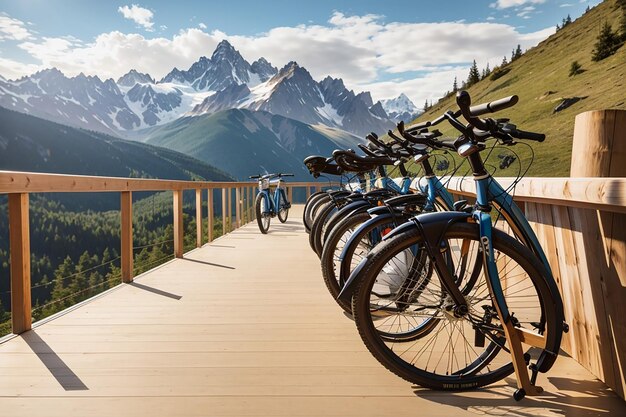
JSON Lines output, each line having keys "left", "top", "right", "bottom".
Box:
{"left": 0, "top": 170, "right": 323, "bottom": 335}
{"left": 445, "top": 176, "right": 626, "bottom": 400}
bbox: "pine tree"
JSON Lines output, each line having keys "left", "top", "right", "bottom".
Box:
{"left": 466, "top": 60, "right": 480, "bottom": 87}
{"left": 569, "top": 60, "right": 582, "bottom": 77}
{"left": 566, "top": 14, "right": 572, "bottom": 25}
{"left": 592, "top": 22, "right": 621, "bottom": 61}
{"left": 423, "top": 99, "right": 429, "bottom": 112}
{"left": 484, "top": 63, "right": 491, "bottom": 78}
{"left": 501, "top": 56, "right": 508, "bottom": 66}
{"left": 452, "top": 76, "right": 458, "bottom": 92}
{"left": 585, "top": 5, "right": 590, "bottom": 13}
{"left": 556, "top": 23, "right": 560, "bottom": 31}
{"left": 514, "top": 44, "right": 522, "bottom": 60}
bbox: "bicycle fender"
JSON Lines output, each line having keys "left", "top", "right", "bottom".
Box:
{"left": 407, "top": 211, "right": 473, "bottom": 248}
{"left": 323, "top": 199, "right": 372, "bottom": 241}
{"left": 337, "top": 219, "right": 417, "bottom": 306}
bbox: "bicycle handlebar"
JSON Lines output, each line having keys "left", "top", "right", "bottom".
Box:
{"left": 249, "top": 173, "right": 295, "bottom": 180}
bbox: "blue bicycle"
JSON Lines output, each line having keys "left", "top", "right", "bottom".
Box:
{"left": 344, "top": 91, "right": 566, "bottom": 399}
{"left": 250, "top": 173, "right": 293, "bottom": 234}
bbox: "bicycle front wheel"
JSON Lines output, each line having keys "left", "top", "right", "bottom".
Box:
{"left": 351, "top": 222, "right": 557, "bottom": 390}
{"left": 255, "top": 193, "right": 271, "bottom": 234}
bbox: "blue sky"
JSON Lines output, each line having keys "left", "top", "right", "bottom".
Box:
{"left": 0, "top": 0, "right": 600, "bottom": 104}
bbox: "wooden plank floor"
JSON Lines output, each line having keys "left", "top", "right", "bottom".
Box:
{"left": 0, "top": 206, "right": 623, "bottom": 416}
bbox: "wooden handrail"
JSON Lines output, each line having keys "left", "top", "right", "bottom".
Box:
{"left": 445, "top": 177, "right": 626, "bottom": 214}
{"left": 0, "top": 170, "right": 325, "bottom": 335}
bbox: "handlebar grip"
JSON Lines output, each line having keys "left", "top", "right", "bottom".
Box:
{"left": 249, "top": 175, "right": 260, "bottom": 179}
{"left": 511, "top": 129, "right": 545, "bottom": 142}
{"left": 366, "top": 132, "right": 387, "bottom": 149}
{"left": 281, "top": 173, "right": 295, "bottom": 177}
{"left": 469, "top": 95, "right": 519, "bottom": 116}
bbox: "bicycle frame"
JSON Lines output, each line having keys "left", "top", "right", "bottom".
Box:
{"left": 259, "top": 182, "right": 288, "bottom": 216}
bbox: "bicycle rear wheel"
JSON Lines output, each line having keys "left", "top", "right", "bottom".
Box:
{"left": 351, "top": 222, "right": 558, "bottom": 390}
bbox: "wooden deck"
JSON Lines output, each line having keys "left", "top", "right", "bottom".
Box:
{"left": 0, "top": 206, "right": 623, "bottom": 416}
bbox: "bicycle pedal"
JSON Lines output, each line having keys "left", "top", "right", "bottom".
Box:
{"left": 563, "top": 321, "right": 570, "bottom": 333}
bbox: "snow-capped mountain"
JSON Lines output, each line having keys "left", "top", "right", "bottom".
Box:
{"left": 117, "top": 70, "right": 154, "bottom": 87}
{"left": 0, "top": 40, "right": 405, "bottom": 137}
{"left": 381, "top": 93, "right": 420, "bottom": 123}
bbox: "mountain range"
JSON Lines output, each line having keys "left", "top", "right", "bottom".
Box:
{"left": 0, "top": 106, "right": 233, "bottom": 210}
{"left": 0, "top": 40, "right": 418, "bottom": 139}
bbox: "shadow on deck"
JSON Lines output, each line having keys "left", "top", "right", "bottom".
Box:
{"left": 0, "top": 206, "right": 623, "bottom": 416}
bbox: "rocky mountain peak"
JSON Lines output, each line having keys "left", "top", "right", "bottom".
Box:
{"left": 211, "top": 40, "right": 237, "bottom": 58}
{"left": 117, "top": 69, "right": 154, "bottom": 87}
{"left": 250, "top": 57, "right": 277, "bottom": 82}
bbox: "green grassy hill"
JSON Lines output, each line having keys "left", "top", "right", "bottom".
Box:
{"left": 412, "top": 0, "right": 626, "bottom": 176}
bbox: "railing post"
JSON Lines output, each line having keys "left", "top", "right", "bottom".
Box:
{"left": 222, "top": 188, "right": 227, "bottom": 236}
{"left": 195, "top": 189, "right": 202, "bottom": 247}
{"left": 316, "top": 185, "right": 322, "bottom": 193}
{"left": 306, "top": 185, "right": 311, "bottom": 200}
{"left": 173, "top": 190, "right": 183, "bottom": 258}
{"left": 226, "top": 188, "right": 232, "bottom": 233}
{"left": 208, "top": 188, "right": 214, "bottom": 242}
{"left": 120, "top": 191, "right": 133, "bottom": 283}
{"left": 287, "top": 186, "right": 293, "bottom": 204}
{"left": 236, "top": 187, "right": 241, "bottom": 229}
{"left": 8, "top": 193, "right": 31, "bottom": 334}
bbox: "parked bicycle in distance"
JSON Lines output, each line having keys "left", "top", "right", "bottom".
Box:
{"left": 249, "top": 173, "right": 294, "bottom": 233}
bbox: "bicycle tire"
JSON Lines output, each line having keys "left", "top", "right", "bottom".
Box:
{"left": 303, "top": 191, "right": 327, "bottom": 231}
{"left": 320, "top": 211, "right": 371, "bottom": 313}
{"left": 309, "top": 200, "right": 339, "bottom": 256}
{"left": 255, "top": 193, "right": 271, "bottom": 234}
{"left": 278, "top": 204, "right": 289, "bottom": 223}
{"left": 352, "top": 222, "right": 558, "bottom": 390}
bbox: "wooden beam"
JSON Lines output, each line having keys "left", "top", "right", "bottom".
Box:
{"left": 8, "top": 193, "right": 31, "bottom": 334}
{"left": 306, "top": 186, "right": 311, "bottom": 200}
{"left": 226, "top": 188, "right": 231, "bottom": 233}
{"left": 235, "top": 188, "right": 241, "bottom": 229}
{"left": 120, "top": 191, "right": 133, "bottom": 283}
{"left": 222, "top": 188, "right": 227, "bottom": 237}
{"left": 173, "top": 190, "right": 183, "bottom": 258}
{"left": 196, "top": 189, "right": 202, "bottom": 248}
{"left": 287, "top": 186, "right": 293, "bottom": 204}
{"left": 207, "top": 189, "right": 214, "bottom": 243}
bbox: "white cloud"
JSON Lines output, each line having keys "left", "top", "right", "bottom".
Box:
{"left": 0, "top": 15, "right": 35, "bottom": 41}
{"left": 490, "top": 0, "right": 545, "bottom": 9}
{"left": 198, "top": 23, "right": 207, "bottom": 29}
{"left": 560, "top": 3, "right": 573, "bottom": 7}
{"left": 118, "top": 4, "right": 154, "bottom": 31}
{"left": 0, "top": 57, "right": 41, "bottom": 79}
{"left": 487, "top": 16, "right": 496, "bottom": 21}
{"left": 4, "top": 12, "right": 555, "bottom": 106}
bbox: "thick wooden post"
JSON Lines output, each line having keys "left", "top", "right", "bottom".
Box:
{"left": 287, "top": 186, "right": 293, "bottom": 204}
{"left": 8, "top": 193, "right": 31, "bottom": 334}
{"left": 195, "top": 189, "right": 202, "bottom": 247}
{"left": 120, "top": 192, "right": 133, "bottom": 283}
{"left": 306, "top": 185, "right": 311, "bottom": 200}
{"left": 236, "top": 187, "right": 241, "bottom": 229}
{"left": 173, "top": 190, "right": 184, "bottom": 258}
{"left": 571, "top": 110, "right": 626, "bottom": 177}
{"left": 222, "top": 188, "right": 227, "bottom": 236}
{"left": 564, "top": 109, "right": 626, "bottom": 399}
{"left": 208, "top": 188, "right": 214, "bottom": 242}
{"left": 316, "top": 185, "right": 322, "bottom": 193}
